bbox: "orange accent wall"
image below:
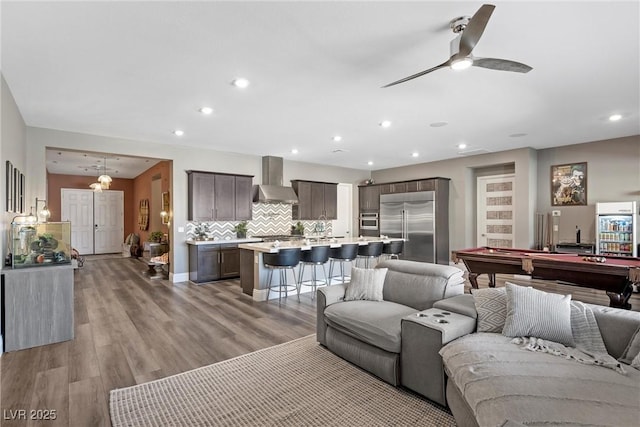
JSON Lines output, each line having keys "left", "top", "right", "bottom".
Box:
{"left": 132, "top": 161, "right": 171, "bottom": 243}
{"left": 47, "top": 173, "right": 135, "bottom": 238}
{"left": 47, "top": 160, "right": 171, "bottom": 246}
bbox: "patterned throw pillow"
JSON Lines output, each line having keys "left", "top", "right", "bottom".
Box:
{"left": 502, "top": 282, "right": 574, "bottom": 347}
{"left": 344, "top": 267, "right": 388, "bottom": 301}
{"left": 471, "top": 287, "right": 507, "bottom": 333}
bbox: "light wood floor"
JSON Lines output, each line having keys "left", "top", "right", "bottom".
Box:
{"left": 1, "top": 257, "right": 638, "bottom": 427}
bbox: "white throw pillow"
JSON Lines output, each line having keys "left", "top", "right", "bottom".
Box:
{"left": 471, "top": 287, "right": 507, "bottom": 333}
{"left": 502, "top": 282, "right": 575, "bottom": 347}
{"left": 344, "top": 267, "right": 387, "bottom": 301}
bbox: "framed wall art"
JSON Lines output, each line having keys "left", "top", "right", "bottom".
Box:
{"left": 6, "top": 160, "right": 13, "bottom": 212}
{"left": 551, "top": 162, "right": 587, "bottom": 206}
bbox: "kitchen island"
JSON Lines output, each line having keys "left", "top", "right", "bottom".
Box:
{"left": 238, "top": 236, "right": 402, "bottom": 300}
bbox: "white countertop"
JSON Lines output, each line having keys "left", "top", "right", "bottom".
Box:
{"left": 238, "top": 236, "right": 402, "bottom": 253}
{"left": 187, "top": 238, "right": 262, "bottom": 245}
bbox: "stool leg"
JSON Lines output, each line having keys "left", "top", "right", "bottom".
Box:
{"left": 340, "top": 261, "right": 345, "bottom": 283}
{"left": 266, "top": 268, "right": 273, "bottom": 301}
{"left": 320, "top": 265, "right": 328, "bottom": 289}
{"left": 328, "top": 259, "right": 335, "bottom": 285}
{"left": 297, "top": 263, "right": 306, "bottom": 300}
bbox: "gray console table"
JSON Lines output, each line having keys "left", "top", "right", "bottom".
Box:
{"left": 1, "top": 264, "right": 74, "bottom": 352}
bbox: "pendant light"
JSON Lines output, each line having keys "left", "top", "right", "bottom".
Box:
{"left": 98, "top": 156, "right": 112, "bottom": 189}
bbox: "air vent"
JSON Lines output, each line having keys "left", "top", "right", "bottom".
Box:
{"left": 458, "top": 149, "right": 491, "bottom": 156}
{"left": 332, "top": 148, "right": 350, "bottom": 153}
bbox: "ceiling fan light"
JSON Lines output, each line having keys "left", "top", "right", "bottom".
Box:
{"left": 451, "top": 57, "right": 473, "bottom": 70}
{"left": 90, "top": 182, "right": 103, "bottom": 192}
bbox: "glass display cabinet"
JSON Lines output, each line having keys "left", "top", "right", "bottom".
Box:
{"left": 11, "top": 221, "right": 72, "bottom": 268}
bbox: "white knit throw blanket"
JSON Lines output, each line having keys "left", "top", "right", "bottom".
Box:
{"left": 511, "top": 301, "right": 626, "bottom": 374}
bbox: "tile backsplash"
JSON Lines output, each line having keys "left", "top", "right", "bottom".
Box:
{"left": 186, "top": 202, "right": 332, "bottom": 240}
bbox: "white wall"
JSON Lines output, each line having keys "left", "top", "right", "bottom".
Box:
{"left": 25, "top": 127, "right": 369, "bottom": 280}
{"left": 1, "top": 74, "right": 28, "bottom": 354}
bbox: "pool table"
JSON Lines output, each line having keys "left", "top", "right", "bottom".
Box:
{"left": 452, "top": 247, "right": 640, "bottom": 309}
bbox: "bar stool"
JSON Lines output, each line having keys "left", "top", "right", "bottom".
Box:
{"left": 356, "top": 241, "right": 384, "bottom": 268}
{"left": 297, "top": 245, "right": 330, "bottom": 300}
{"left": 328, "top": 243, "right": 359, "bottom": 284}
{"left": 382, "top": 240, "right": 404, "bottom": 261}
{"left": 263, "top": 248, "right": 301, "bottom": 302}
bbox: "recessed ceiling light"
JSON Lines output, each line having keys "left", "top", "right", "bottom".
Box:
{"left": 411, "top": 152, "right": 419, "bottom": 158}
{"left": 333, "top": 135, "right": 342, "bottom": 142}
{"left": 430, "top": 122, "right": 448, "bottom": 128}
{"left": 367, "top": 161, "right": 373, "bottom": 166}
{"left": 199, "top": 107, "right": 214, "bottom": 115}
{"left": 609, "top": 114, "right": 622, "bottom": 121}
{"left": 173, "top": 129, "right": 184, "bottom": 136}
{"left": 231, "top": 78, "right": 250, "bottom": 88}
{"left": 380, "top": 120, "right": 392, "bottom": 128}
{"left": 291, "top": 149, "right": 298, "bottom": 154}
{"left": 457, "top": 143, "right": 467, "bottom": 150}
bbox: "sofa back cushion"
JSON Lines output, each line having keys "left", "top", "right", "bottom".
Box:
{"left": 590, "top": 304, "right": 640, "bottom": 359}
{"left": 376, "top": 260, "right": 464, "bottom": 311}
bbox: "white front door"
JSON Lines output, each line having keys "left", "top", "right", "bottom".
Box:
{"left": 61, "top": 189, "right": 94, "bottom": 255}
{"left": 477, "top": 174, "right": 515, "bottom": 248}
{"left": 61, "top": 188, "right": 124, "bottom": 255}
{"left": 94, "top": 190, "right": 124, "bottom": 254}
{"left": 332, "top": 183, "right": 353, "bottom": 238}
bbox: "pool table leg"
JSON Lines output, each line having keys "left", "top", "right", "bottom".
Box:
{"left": 607, "top": 284, "right": 633, "bottom": 310}
{"left": 468, "top": 273, "right": 480, "bottom": 289}
{"left": 488, "top": 273, "right": 497, "bottom": 288}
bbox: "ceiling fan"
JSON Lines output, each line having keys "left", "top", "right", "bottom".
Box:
{"left": 383, "top": 4, "right": 532, "bottom": 88}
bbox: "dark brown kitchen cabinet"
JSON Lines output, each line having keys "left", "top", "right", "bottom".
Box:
{"left": 359, "top": 185, "right": 380, "bottom": 211}
{"left": 187, "top": 171, "right": 253, "bottom": 221}
{"left": 291, "top": 180, "right": 337, "bottom": 220}
{"left": 220, "top": 246, "right": 240, "bottom": 278}
{"left": 189, "top": 243, "right": 240, "bottom": 283}
{"left": 379, "top": 182, "right": 407, "bottom": 194}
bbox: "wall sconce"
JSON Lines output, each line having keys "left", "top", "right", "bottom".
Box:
{"left": 161, "top": 191, "right": 170, "bottom": 225}
{"left": 35, "top": 197, "right": 51, "bottom": 222}
{"left": 12, "top": 212, "right": 38, "bottom": 225}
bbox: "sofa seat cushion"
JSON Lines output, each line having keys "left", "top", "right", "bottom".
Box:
{"left": 324, "top": 300, "right": 417, "bottom": 353}
{"left": 441, "top": 333, "right": 640, "bottom": 427}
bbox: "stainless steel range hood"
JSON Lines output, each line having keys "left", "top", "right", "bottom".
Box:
{"left": 253, "top": 156, "right": 299, "bottom": 204}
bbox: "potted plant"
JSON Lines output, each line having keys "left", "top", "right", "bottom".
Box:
{"left": 149, "top": 231, "right": 164, "bottom": 243}
{"left": 292, "top": 221, "right": 305, "bottom": 235}
{"left": 234, "top": 221, "right": 248, "bottom": 238}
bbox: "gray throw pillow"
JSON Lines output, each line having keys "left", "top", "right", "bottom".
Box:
{"left": 471, "top": 287, "right": 507, "bottom": 333}
{"left": 345, "top": 267, "right": 387, "bottom": 301}
{"left": 619, "top": 325, "right": 640, "bottom": 366}
{"left": 502, "top": 282, "right": 574, "bottom": 347}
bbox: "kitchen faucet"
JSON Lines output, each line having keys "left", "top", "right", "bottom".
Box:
{"left": 315, "top": 214, "right": 327, "bottom": 239}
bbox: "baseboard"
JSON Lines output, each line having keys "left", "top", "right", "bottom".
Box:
{"left": 171, "top": 272, "right": 189, "bottom": 283}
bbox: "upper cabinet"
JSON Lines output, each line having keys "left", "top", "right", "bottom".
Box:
{"left": 291, "top": 180, "right": 338, "bottom": 220}
{"left": 187, "top": 171, "right": 253, "bottom": 221}
{"left": 359, "top": 185, "right": 380, "bottom": 211}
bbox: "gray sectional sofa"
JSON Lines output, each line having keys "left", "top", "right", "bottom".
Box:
{"left": 436, "top": 293, "right": 640, "bottom": 427}
{"left": 316, "top": 262, "right": 640, "bottom": 427}
{"left": 316, "top": 259, "right": 465, "bottom": 386}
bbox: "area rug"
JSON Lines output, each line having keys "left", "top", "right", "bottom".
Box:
{"left": 110, "top": 335, "right": 455, "bottom": 426}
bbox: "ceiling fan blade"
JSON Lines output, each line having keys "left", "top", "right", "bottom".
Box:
{"left": 472, "top": 57, "right": 533, "bottom": 73}
{"left": 457, "top": 4, "right": 495, "bottom": 58}
{"left": 382, "top": 60, "right": 450, "bottom": 88}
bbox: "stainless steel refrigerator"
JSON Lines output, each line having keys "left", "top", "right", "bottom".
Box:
{"left": 380, "top": 191, "right": 438, "bottom": 263}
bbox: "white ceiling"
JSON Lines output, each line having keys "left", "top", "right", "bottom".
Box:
{"left": 2, "top": 1, "right": 639, "bottom": 175}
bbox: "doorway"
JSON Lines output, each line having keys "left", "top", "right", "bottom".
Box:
{"left": 476, "top": 174, "right": 515, "bottom": 248}
{"left": 61, "top": 188, "right": 124, "bottom": 254}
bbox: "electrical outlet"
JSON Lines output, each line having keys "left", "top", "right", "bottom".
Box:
{"left": 178, "top": 226, "right": 185, "bottom": 233}
{"left": 553, "top": 225, "right": 559, "bottom": 231}
{"left": 552, "top": 210, "right": 561, "bottom": 217}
